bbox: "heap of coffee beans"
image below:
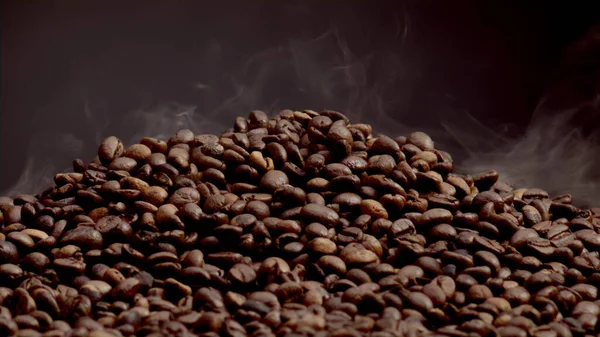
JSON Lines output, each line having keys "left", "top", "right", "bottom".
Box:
{"left": 1, "top": 109, "right": 600, "bottom": 337}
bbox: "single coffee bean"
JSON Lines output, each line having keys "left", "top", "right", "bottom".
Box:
{"left": 60, "top": 227, "right": 103, "bottom": 250}
{"left": 228, "top": 263, "right": 257, "bottom": 286}
{"left": 98, "top": 137, "right": 124, "bottom": 164}
{"left": 340, "top": 243, "right": 378, "bottom": 266}
{"left": 0, "top": 241, "right": 19, "bottom": 264}
{"left": 360, "top": 200, "right": 388, "bottom": 219}
{"left": 260, "top": 170, "right": 289, "bottom": 191}
{"left": 301, "top": 204, "right": 339, "bottom": 227}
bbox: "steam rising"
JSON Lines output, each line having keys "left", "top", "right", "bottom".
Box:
{"left": 449, "top": 97, "right": 600, "bottom": 207}
{"left": 3, "top": 24, "right": 600, "bottom": 208}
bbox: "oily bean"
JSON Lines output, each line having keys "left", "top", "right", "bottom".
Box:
{"left": 405, "top": 291, "right": 433, "bottom": 313}
{"left": 422, "top": 283, "right": 446, "bottom": 307}
{"left": 98, "top": 137, "right": 124, "bottom": 164}
{"left": 421, "top": 208, "right": 453, "bottom": 225}
{"left": 406, "top": 132, "right": 434, "bottom": 151}
{"left": 0, "top": 241, "right": 19, "bottom": 264}
{"left": 168, "top": 187, "right": 200, "bottom": 207}
{"left": 228, "top": 264, "right": 257, "bottom": 286}
{"left": 360, "top": 200, "right": 388, "bottom": 219}
{"left": 60, "top": 227, "right": 103, "bottom": 251}
{"left": 258, "top": 257, "right": 290, "bottom": 284}
{"left": 21, "top": 253, "right": 50, "bottom": 273}
{"left": 307, "top": 238, "right": 337, "bottom": 255}
{"left": 8, "top": 232, "right": 35, "bottom": 250}
{"left": 301, "top": 204, "right": 339, "bottom": 227}
{"left": 123, "top": 144, "right": 152, "bottom": 161}
{"left": 340, "top": 243, "right": 378, "bottom": 266}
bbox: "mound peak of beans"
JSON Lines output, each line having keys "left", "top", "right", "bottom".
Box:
{"left": 1, "top": 109, "right": 600, "bottom": 337}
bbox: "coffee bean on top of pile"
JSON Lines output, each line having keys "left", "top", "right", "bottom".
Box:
{"left": 1, "top": 109, "right": 599, "bottom": 337}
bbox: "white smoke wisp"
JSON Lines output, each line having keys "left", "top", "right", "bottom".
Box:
{"left": 447, "top": 95, "right": 600, "bottom": 208}
{"left": 4, "top": 16, "right": 600, "bottom": 210}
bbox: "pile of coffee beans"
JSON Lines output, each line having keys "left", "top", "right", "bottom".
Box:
{"left": 1, "top": 109, "right": 599, "bottom": 337}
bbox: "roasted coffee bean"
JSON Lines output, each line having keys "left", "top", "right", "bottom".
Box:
{"left": 0, "top": 241, "right": 19, "bottom": 264}
{"left": 301, "top": 204, "right": 339, "bottom": 227}
{"left": 60, "top": 227, "right": 103, "bottom": 251}
{"left": 98, "top": 137, "right": 124, "bottom": 164}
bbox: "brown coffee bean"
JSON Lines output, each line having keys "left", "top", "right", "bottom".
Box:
{"left": 275, "top": 282, "right": 303, "bottom": 304}
{"left": 0, "top": 241, "right": 19, "bottom": 264}
{"left": 98, "top": 137, "right": 124, "bottom": 164}
{"left": 260, "top": 170, "right": 289, "bottom": 191}
{"left": 431, "top": 275, "right": 456, "bottom": 298}
{"left": 405, "top": 291, "right": 433, "bottom": 313}
{"left": 112, "top": 278, "right": 142, "bottom": 300}
{"left": 60, "top": 227, "right": 103, "bottom": 250}
{"left": 340, "top": 243, "right": 378, "bottom": 265}
{"left": 466, "top": 284, "right": 493, "bottom": 303}
{"left": 360, "top": 200, "right": 388, "bottom": 219}
{"left": 406, "top": 132, "right": 434, "bottom": 151}
{"left": 307, "top": 238, "right": 337, "bottom": 255}
{"left": 473, "top": 251, "right": 500, "bottom": 272}
{"left": 371, "top": 135, "right": 400, "bottom": 155}
{"left": 14, "top": 288, "right": 37, "bottom": 315}
{"left": 168, "top": 187, "right": 200, "bottom": 207}
{"left": 570, "top": 283, "right": 598, "bottom": 301}
{"left": 228, "top": 263, "right": 257, "bottom": 286}
{"left": 7, "top": 232, "right": 35, "bottom": 250}
{"left": 80, "top": 281, "right": 112, "bottom": 302}
{"left": 142, "top": 186, "right": 169, "bottom": 205}
{"left": 301, "top": 204, "right": 339, "bottom": 227}
{"left": 258, "top": 257, "right": 290, "bottom": 284}
{"left": 575, "top": 229, "right": 600, "bottom": 249}
{"left": 53, "top": 258, "right": 86, "bottom": 275}
{"left": 163, "top": 278, "right": 192, "bottom": 300}
{"left": 167, "top": 147, "right": 190, "bottom": 169}
{"left": 317, "top": 255, "right": 347, "bottom": 275}
{"left": 421, "top": 208, "right": 453, "bottom": 225}
{"left": 510, "top": 229, "right": 539, "bottom": 248}
{"left": 422, "top": 283, "right": 446, "bottom": 307}
{"left": 20, "top": 253, "right": 50, "bottom": 273}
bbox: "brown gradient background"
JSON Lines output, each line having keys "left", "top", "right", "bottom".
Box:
{"left": 2, "top": 1, "right": 600, "bottom": 195}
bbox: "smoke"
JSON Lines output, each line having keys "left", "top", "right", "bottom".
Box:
{"left": 448, "top": 97, "right": 600, "bottom": 208}
{"left": 448, "top": 24, "right": 600, "bottom": 208}
{"left": 2, "top": 4, "right": 600, "bottom": 209}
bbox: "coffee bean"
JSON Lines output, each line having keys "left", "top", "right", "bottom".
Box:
{"left": 510, "top": 229, "right": 539, "bottom": 248}
{"left": 406, "top": 132, "right": 434, "bottom": 151}
{"left": 168, "top": 187, "right": 200, "bottom": 207}
{"left": 340, "top": 243, "right": 378, "bottom": 266}
{"left": 98, "top": 137, "right": 124, "bottom": 164}
{"left": 20, "top": 253, "right": 50, "bottom": 274}
{"left": 60, "top": 227, "right": 103, "bottom": 250}
{"left": 107, "top": 157, "right": 137, "bottom": 172}
{"left": 429, "top": 223, "right": 456, "bottom": 240}
{"left": 317, "top": 255, "right": 347, "bottom": 276}
{"left": 80, "top": 281, "right": 112, "bottom": 302}
{"left": 228, "top": 264, "right": 257, "bottom": 287}
{"left": 0, "top": 241, "right": 19, "bottom": 264}
{"left": 301, "top": 204, "right": 339, "bottom": 227}
{"left": 360, "top": 200, "right": 388, "bottom": 219}
{"left": 405, "top": 291, "right": 433, "bottom": 313}
{"left": 421, "top": 208, "right": 453, "bottom": 225}
{"left": 422, "top": 283, "right": 446, "bottom": 308}
{"left": 306, "top": 238, "right": 337, "bottom": 256}
{"left": 8, "top": 232, "right": 36, "bottom": 250}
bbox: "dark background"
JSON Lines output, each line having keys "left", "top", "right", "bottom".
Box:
{"left": 2, "top": 1, "right": 600, "bottom": 205}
